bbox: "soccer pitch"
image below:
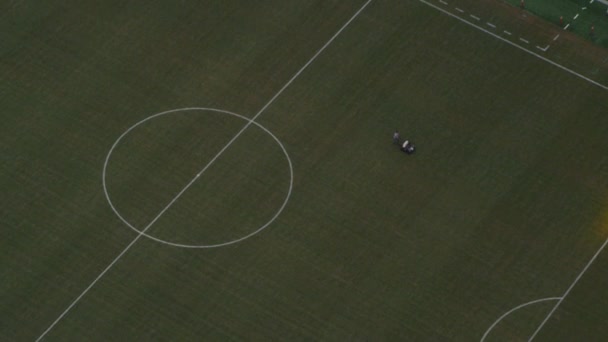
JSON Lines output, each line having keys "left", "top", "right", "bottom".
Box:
{"left": 2, "top": 0, "right": 608, "bottom": 340}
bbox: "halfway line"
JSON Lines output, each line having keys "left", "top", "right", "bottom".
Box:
{"left": 35, "top": 0, "right": 373, "bottom": 340}
{"left": 528, "top": 236, "right": 608, "bottom": 341}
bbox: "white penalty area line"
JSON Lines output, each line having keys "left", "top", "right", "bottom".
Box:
{"left": 418, "top": 0, "right": 608, "bottom": 91}
{"left": 34, "top": 0, "right": 373, "bottom": 340}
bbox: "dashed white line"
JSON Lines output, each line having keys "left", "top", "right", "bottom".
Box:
{"left": 536, "top": 45, "right": 550, "bottom": 52}
{"left": 419, "top": 0, "right": 608, "bottom": 91}
{"left": 455, "top": 7, "right": 464, "bottom": 13}
{"left": 564, "top": 23, "right": 571, "bottom": 30}
{"left": 486, "top": 22, "right": 496, "bottom": 29}
{"left": 519, "top": 37, "right": 529, "bottom": 44}
{"left": 573, "top": 13, "right": 579, "bottom": 20}
{"left": 503, "top": 30, "right": 512, "bottom": 36}
{"left": 439, "top": 0, "right": 448, "bottom": 5}
{"left": 553, "top": 34, "right": 560, "bottom": 41}
{"left": 470, "top": 14, "right": 481, "bottom": 21}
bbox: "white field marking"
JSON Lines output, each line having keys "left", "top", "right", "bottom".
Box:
{"left": 582, "top": 6, "right": 587, "bottom": 10}
{"left": 564, "top": 23, "right": 570, "bottom": 30}
{"left": 573, "top": 13, "right": 579, "bottom": 20}
{"left": 591, "top": 0, "right": 594, "bottom": 3}
{"left": 253, "top": 0, "right": 372, "bottom": 122}
{"left": 470, "top": 14, "right": 481, "bottom": 21}
{"left": 553, "top": 34, "right": 560, "bottom": 41}
{"left": 480, "top": 297, "right": 561, "bottom": 342}
{"left": 439, "top": 0, "right": 448, "bottom": 5}
{"left": 529, "top": 236, "right": 608, "bottom": 341}
{"left": 35, "top": 1, "right": 373, "bottom": 340}
{"left": 455, "top": 7, "right": 464, "bottom": 13}
{"left": 536, "top": 45, "right": 550, "bottom": 52}
{"left": 35, "top": 164, "right": 206, "bottom": 342}
{"left": 103, "top": 108, "right": 294, "bottom": 249}
{"left": 519, "top": 37, "right": 529, "bottom": 44}
{"left": 419, "top": 0, "right": 608, "bottom": 91}
{"left": 486, "top": 22, "right": 496, "bottom": 28}
{"left": 503, "top": 30, "right": 512, "bottom": 35}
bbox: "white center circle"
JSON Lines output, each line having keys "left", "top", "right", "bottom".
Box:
{"left": 102, "top": 107, "right": 293, "bottom": 248}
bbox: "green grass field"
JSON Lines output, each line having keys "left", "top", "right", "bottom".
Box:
{"left": 2, "top": 1, "right": 608, "bottom": 341}
{"left": 502, "top": 0, "right": 608, "bottom": 47}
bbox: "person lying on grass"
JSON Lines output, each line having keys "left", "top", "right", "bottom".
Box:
{"left": 401, "top": 140, "right": 415, "bottom": 154}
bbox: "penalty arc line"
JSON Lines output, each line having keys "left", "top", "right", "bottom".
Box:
{"left": 528, "top": 236, "right": 608, "bottom": 341}
{"left": 480, "top": 297, "right": 561, "bottom": 342}
{"left": 34, "top": 0, "right": 374, "bottom": 340}
{"left": 420, "top": 0, "right": 608, "bottom": 337}
{"left": 418, "top": 0, "right": 608, "bottom": 91}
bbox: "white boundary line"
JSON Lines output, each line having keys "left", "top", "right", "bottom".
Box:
{"left": 528, "top": 237, "right": 608, "bottom": 340}
{"left": 481, "top": 297, "right": 561, "bottom": 341}
{"left": 418, "top": 0, "right": 608, "bottom": 91}
{"left": 419, "top": 0, "right": 608, "bottom": 338}
{"left": 35, "top": 0, "right": 373, "bottom": 340}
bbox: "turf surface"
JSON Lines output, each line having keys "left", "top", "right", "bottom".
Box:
{"left": 2, "top": 1, "right": 608, "bottom": 341}
{"left": 502, "top": 0, "right": 608, "bottom": 47}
